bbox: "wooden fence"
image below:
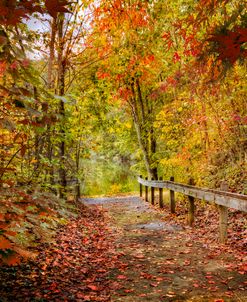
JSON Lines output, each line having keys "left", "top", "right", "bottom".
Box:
{"left": 137, "top": 176, "right": 247, "bottom": 243}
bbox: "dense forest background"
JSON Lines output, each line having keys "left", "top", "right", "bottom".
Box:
{"left": 0, "top": 0, "right": 246, "bottom": 264}
{"left": 1, "top": 0, "right": 246, "bottom": 197}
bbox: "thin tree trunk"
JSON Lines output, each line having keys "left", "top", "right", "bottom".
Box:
{"left": 150, "top": 124, "right": 158, "bottom": 179}
{"left": 75, "top": 137, "right": 82, "bottom": 201}
{"left": 47, "top": 18, "right": 57, "bottom": 89}
{"left": 57, "top": 14, "right": 67, "bottom": 198}
{"left": 201, "top": 102, "right": 210, "bottom": 154}
{"left": 136, "top": 79, "right": 145, "bottom": 123}
{"left": 128, "top": 99, "right": 153, "bottom": 178}
{"left": 46, "top": 17, "right": 57, "bottom": 190}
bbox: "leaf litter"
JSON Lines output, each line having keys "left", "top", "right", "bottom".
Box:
{"left": 0, "top": 195, "right": 246, "bottom": 301}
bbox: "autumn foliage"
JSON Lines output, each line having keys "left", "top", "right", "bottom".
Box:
{"left": 0, "top": 0, "right": 246, "bottom": 267}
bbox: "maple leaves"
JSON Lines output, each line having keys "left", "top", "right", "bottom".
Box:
{"left": 0, "top": 61, "right": 7, "bottom": 76}
{"left": 0, "top": 0, "right": 41, "bottom": 26}
{"left": 208, "top": 28, "right": 247, "bottom": 64}
{"left": 0, "top": 236, "right": 12, "bottom": 250}
{"left": 0, "top": 195, "right": 246, "bottom": 300}
{"left": 0, "top": 204, "right": 126, "bottom": 301}
{"left": 45, "top": 0, "right": 71, "bottom": 18}
{"left": 0, "top": 0, "right": 71, "bottom": 26}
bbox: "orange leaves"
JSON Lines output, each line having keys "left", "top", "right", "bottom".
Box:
{"left": 93, "top": 0, "right": 149, "bottom": 33}
{"left": 162, "top": 32, "right": 174, "bottom": 50}
{"left": 142, "top": 54, "right": 155, "bottom": 65}
{"left": 126, "top": 7, "right": 149, "bottom": 28}
{"left": 0, "top": 236, "right": 12, "bottom": 250}
{"left": 87, "top": 284, "right": 101, "bottom": 291}
{"left": 45, "top": 0, "right": 71, "bottom": 18}
{"left": 2, "top": 253, "right": 21, "bottom": 266}
{"left": 0, "top": 213, "right": 5, "bottom": 222}
{"left": 118, "top": 87, "right": 132, "bottom": 101}
{"left": 96, "top": 70, "right": 111, "bottom": 80}
{"left": 0, "top": 61, "right": 7, "bottom": 77}
{"left": 0, "top": 236, "right": 21, "bottom": 266}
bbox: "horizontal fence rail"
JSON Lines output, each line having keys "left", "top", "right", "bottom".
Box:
{"left": 137, "top": 176, "right": 247, "bottom": 244}
{"left": 137, "top": 177, "right": 247, "bottom": 212}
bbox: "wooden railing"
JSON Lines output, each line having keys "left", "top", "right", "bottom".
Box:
{"left": 137, "top": 176, "right": 247, "bottom": 243}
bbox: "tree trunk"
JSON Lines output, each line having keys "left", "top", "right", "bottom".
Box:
{"left": 57, "top": 14, "right": 67, "bottom": 198}
{"left": 47, "top": 18, "right": 57, "bottom": 89}
{"left": 129, "top": 98, "right": 153, "bottom": 178}
{"left": 46, "top": 17, "right": 57, "bottom": 190}
{"left": 129, "top": 80, "right": 158, "bottom": 179}
{"left": 150, "top": 124, "right": 158, "bottom": 179}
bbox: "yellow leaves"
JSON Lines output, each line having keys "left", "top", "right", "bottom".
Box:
{"left": 109, "top": 184, "right": 121, "bottom": 195}
{"left": 160, "top": 157, "right": 184, "bottom": 168}
{"left": 125, "top": 121, "right": 132, "bottom": 129}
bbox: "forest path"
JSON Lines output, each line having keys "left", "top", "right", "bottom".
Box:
{"left": 83, "top": 196, "right": 246, "bottom": 302}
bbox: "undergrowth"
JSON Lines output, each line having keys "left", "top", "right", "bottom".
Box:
{"left": 0, "top": 187, "right": 78, "bottom": 265}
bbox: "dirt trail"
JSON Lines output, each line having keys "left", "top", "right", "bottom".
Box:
{"left": 83, "top": 196, "right": 247, "bottom": 302}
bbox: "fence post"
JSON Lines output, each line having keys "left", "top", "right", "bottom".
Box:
{"left": 219, "top": 181, "right": 229, "bottom": 244}
{"left": 188, "top": 178, "right": 195, "bottom": 226}
{"left": 170, "top": 176, "right": 175, "bottom": 213}
{"left": 159, "top": 176, "right": 163, "bottom": 208}
{"left": 145, "top": 177, "right": 148, "bottom": 202}
{"left": 151, "top": 177, "right": 155, "bottom": 205}
{"left": 139, "top": 175, "right": 143, "bottom": 197}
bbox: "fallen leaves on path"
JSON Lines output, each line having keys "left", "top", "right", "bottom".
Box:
{"left": 0, "top": 196, "right": 246, "bottom": 302}
{"left": 0, "top": 204, "right": 125, "bottom": 301}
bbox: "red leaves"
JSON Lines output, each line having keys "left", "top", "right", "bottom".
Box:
{"left": 96, "top": 70, "right": 111, "bottom": 80}
{"left": 0, "top": 236, "right": 22, "bottom": 266}
{"left": 0, "top": 236, "right": 12, "bottom": 249}
{"left": 183, "top": 259, "right": 191, "bottom": 266}
{"left": 118, "top": 87, "right": 133, "bottom": 101}
{"left": 45, "top": 0, "right": 71, "bottom": 18}
{"left": 87, "top": 284, "right": 101, "bottom": 291}
{"left": 238, "top": 263, "right": 247, "bottom": 275}
{"left": 2, "top": 253, "right": 21, "bottom": 266}
{"left": 162, "top": 32, "right": 173, "bottom": 50}
{"left": 173, "top": 52, "right": 181, "bottom": 63}
{"left": 117, "top": 274, "right": 127, "bottom": 280}
{"left": 0, "top": 0, "right": 71, "bottom": 25}
{"left": 208, "top": 28, "right": 247, "bottom": 64}
{"left": 0, "top": 214, "right": 5, "bottom": 222}
{"left": 0, "top": 204, "right": 125, "bottom": 299}
{"left": 0, "top": 61, "right": 7, "bottom": 77}
{"left": 0, "top": 0, "right": 42, "bottom": 26}
{"left": 9, "top": 61, "right": 19, "bottom": 70}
